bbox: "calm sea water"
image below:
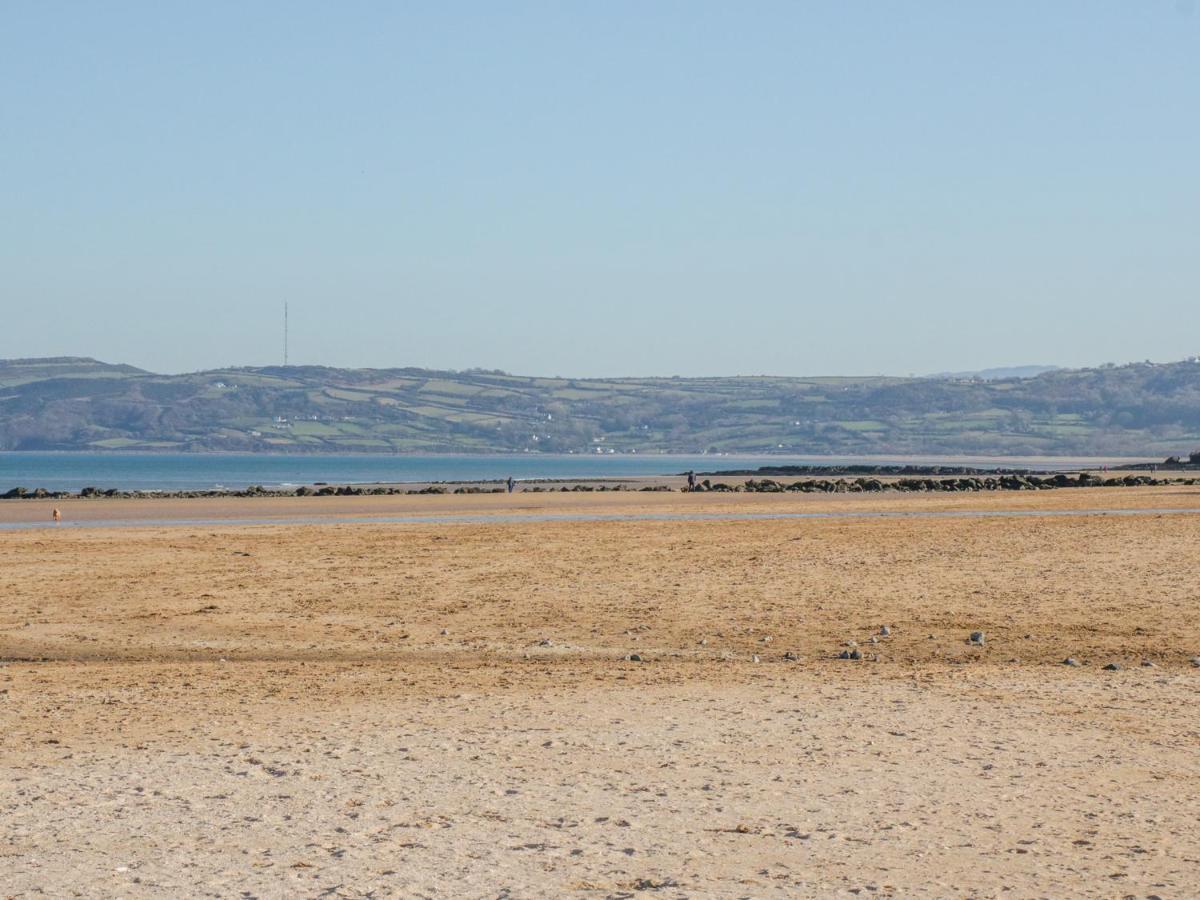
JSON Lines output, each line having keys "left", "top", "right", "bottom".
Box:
{"left": 0, "top": 452, "right": 1152, "bottom": 492}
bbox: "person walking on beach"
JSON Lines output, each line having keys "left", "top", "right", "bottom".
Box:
{"left": 506, "top": 476, "right": 515, "bottom": 494}
{"left": 52, "top": 507, "right": 61, "bottom": 523}
{"left": 686, "top": 470, "right": 696, "bottom": 492}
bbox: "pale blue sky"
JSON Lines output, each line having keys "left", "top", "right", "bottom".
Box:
{"left": 2, "top": 2, "right": 1197, "bottom": 376}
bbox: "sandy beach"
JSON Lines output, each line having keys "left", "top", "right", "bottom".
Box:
{"left": 4, "top": 486, "right": 1200, "bottom": 897}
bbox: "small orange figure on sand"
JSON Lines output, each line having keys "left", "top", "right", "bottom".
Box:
{"left": 52, "top": 507, "right": 62, "bottom": 523}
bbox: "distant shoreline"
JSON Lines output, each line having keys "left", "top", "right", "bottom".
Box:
{"left": 2, "top": 451, "right": 1163, "bottom": 494}
{"left": 4, "top": 469, "right": 1196, "bottom": 503}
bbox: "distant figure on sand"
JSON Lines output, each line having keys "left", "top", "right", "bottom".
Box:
{"left": 506, "top": 476, "right": 515, "bottom": 493}
{"left": 687, "top": 470, "right": 696, "bottom": 491}
{"left": 52, "top": 507, "right": 61, "bottom": 523}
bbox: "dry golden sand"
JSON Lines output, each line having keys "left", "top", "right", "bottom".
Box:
{"left": 3, "top": 487, "right": 1200, "bottom": 897}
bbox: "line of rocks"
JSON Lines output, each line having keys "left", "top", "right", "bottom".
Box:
{"left": 698, "top": 473, "right": 1194, "bottom": 493}
{"left": 707, "top": 464, "right": 1033, "bottom": 477}
{"left": 2, "top": 471, "right": 1196, "bottom": 500}
{"left": 0, "top": 481, "right": 651, "bottom": 500}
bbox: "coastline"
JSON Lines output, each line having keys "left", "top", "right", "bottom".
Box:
{"left": 0, "top": 450, "right": 1163, "bottom": 495}
{"left": 2, "top": 468, "right": 1193, "bottom": 510}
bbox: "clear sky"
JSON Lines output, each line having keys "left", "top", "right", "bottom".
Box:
{"left": 2, "top": 2, "right": 1197, "bottom": 377}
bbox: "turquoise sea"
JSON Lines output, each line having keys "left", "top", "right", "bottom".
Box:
{"left": 0, "top": 452, "right": 1149, "bottom": 493}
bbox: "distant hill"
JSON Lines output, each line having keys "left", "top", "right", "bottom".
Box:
{"left": 929, "top": 365, "right": 1062, "bottom": 381}
{"left": 2, "top": 356, "right": 1199, "bottom": 456}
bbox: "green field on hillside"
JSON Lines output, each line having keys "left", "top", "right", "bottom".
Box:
{"left": 2, "top": 356, "right": 1199, "bottom": 455}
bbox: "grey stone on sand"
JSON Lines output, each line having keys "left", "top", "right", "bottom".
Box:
{"left": 1102, "top": 662, "right": 1122, "bottom": 671}
{"left": 627, "top": 653, "right": 643, "bottom": 662}
{"left": 969, "top": 631, "right": 985, "bottom": 645}
{"left": 1063, "top": 657, "right": 1082, "bottom": 667}
{"left": 838, "top": 649, "right": 863, "bottom": 661}
{"left": 879, "top": 625, "right": 891, "bottom": 636}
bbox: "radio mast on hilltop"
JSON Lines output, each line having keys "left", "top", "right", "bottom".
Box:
{"left": 283, "top": 302, "right": 289, "bottom": 367}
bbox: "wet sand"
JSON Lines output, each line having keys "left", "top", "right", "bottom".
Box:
{"left": 3, "top": 486, "right": 1200, "bottom": 896}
